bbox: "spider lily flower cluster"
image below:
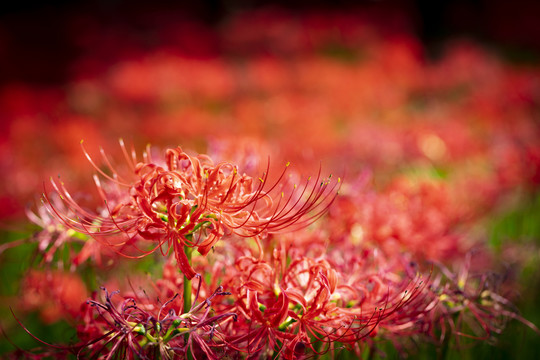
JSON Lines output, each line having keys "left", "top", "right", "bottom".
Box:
{"left": 44, "top": 142, "right": 338, "bottom": 278}
{"left": 75, "top": 283, "right": 237, "bottom": 359}
{"left": 11, "top": 143, "right": 537, "bottom": 359}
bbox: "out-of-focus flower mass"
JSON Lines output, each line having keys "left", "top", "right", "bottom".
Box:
{"left": 1, "top": 3, "right": 540, "bottom": 360}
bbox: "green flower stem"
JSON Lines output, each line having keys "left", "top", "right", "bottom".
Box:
{"left": 183, "top": 244, "right": 193, "bottom": 314}
{"left": 183, "top": 244, "right": 194, "bottom": 360}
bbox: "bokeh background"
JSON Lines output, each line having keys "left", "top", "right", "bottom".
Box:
{"left": 1, "top": 0, "right": 540, "bottom": 358}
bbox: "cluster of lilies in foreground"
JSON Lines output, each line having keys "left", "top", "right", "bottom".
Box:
{"left": 6, "top": 138, "right": 537, "bottom": 359}
{"left": 1, "top": 8, "right": 539, "bottom": 360}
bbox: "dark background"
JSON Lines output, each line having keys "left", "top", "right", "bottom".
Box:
{"left": 1, "top": 0, "right": 539, "bottom": 85}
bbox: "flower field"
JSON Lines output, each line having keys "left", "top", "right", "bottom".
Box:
{"left": 1, "top": 6, "right": 539, "bottom": 359}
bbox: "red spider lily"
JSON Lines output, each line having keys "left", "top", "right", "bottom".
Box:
{"left": 16, "top": 280, "right": 237, "bottom": 360}
{"left": 44, "top": 142, "right": 339, "bottom": 278}
{"left": 429, "top": 253, "right": 540, "bottom": 345}
{"left": 216, "top": 246, "right": 433, "bottom": 360}
{"left": 327, "top": 174, "right": 465, "bottom": 263}
{"left": 85, "top": 283, "right": 237, "bottom": 359}
{"left": 26, "top": 194, "right": 116, "bottom": 267}
{"left": 20, "top": 269, "right": 88, "bottom": 324}
{"left": 334, "top": 255, "right": 436, "bottom": 350}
